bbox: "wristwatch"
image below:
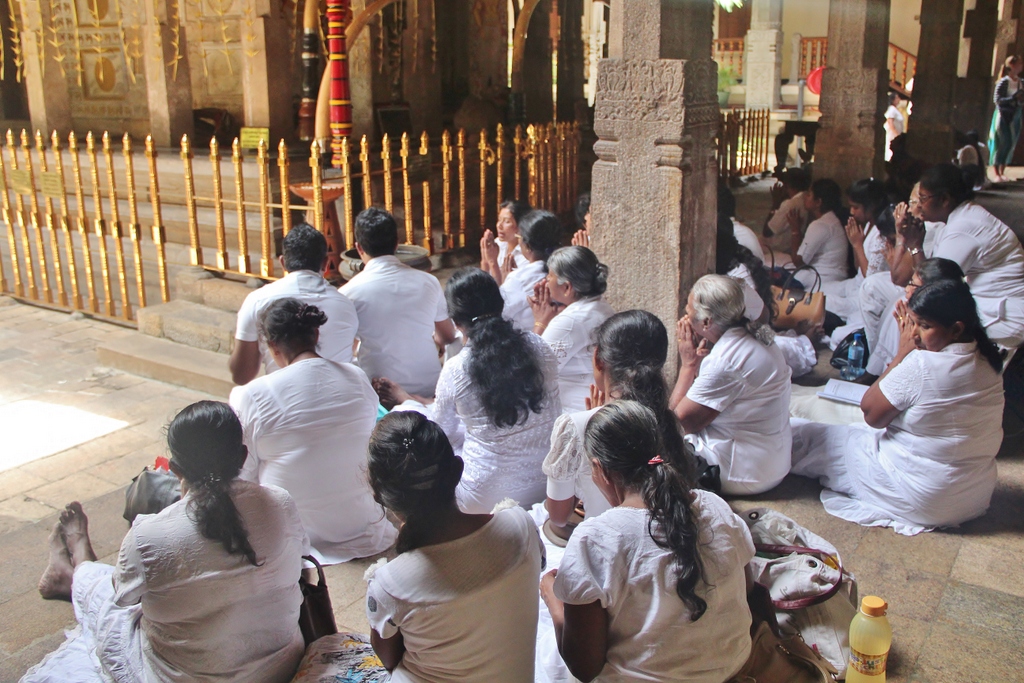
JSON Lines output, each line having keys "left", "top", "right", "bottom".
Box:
{"left": 909, "top": 247, "right": 921, "bottom": 256}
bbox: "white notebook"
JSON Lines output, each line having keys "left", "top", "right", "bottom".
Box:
{"left": 816, "top": 379, "right": 869, "bottom": 406}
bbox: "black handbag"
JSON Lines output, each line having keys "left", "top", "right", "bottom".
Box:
{"left": 298, "top": 555, "right": 338, "bottom": 645}
{"left": 830, "top": 329, "right": 870, "bottom": 371}
{"left": 123, "top": 467, "right": 181, "bottom": 524}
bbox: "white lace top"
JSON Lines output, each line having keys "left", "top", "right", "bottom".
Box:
{"left": 434, "top": 333, "right": 562, "bottom": 513}
{"left": 541, "top": 408, "right": 611, "bottom": 518}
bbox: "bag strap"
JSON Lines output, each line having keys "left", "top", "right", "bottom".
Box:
{"left": 754, "top": 543, "right": 845, "bottom": 610}
{"left": 302, "top": 554, "right": 327, "bottom": 588}
{"left": 780, "top": 265, "right": 823, "bottom": 294}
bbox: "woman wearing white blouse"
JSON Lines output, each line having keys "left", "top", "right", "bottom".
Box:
{"left": 531, "top": 246, "right": 615, "bottom": 412}
{"left": 670, "top": 275, "right": 792, "bottom": 495}
{"left": 498, "top": 209, "right": 563, "bottom": 332}
{"left": 480, "top": 200, "right": 532, "bottom": 284}
{"left": 786, "top": 178, "right": 850, "bottom": 284}
{"left": 792, "top": 279, "right": 1005, "bottom": 535}
{"left": 229, "top": 298, "right": 396, "bottom": 564}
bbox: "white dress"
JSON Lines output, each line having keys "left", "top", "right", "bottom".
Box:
{"left": 791, "top": 343, "right": 1004, "bottom": 535}
{"left": 433, "top": 334, "right": 562, "bottom": 513}
{"left": 23, "top": 481, "right": 308, "bottom": 683}
{"left": 686, "top": 327, "right": 793, "bottom": 495}
{"left": 542, "top": 407, "right": 611, "bottom": 518}
{"left": 541, "top": 296, "right": 615, "bottom": 412}
{"left": 797, "top": 211, "right": 849, "bottom": 284}
{"left": 229, "top": 357, "right": 396, "bottom": 564}
{"left": 822, "top": 223, "right": 889, "bottom": 322}
{"left": 235, "top": 270, "right": 359, "bottom": 374}
{"left": 497, "top": 239, "right": 530, "bottom": 270}
{"left": 500, "top": 259, "right": 546, "bottom": 332}
{"left": 884, "top": 105, "right": 905, "bottom": 161}
{"left": 553, "top": 493, "right": 754, "bottom": 683}
{"left": 340, "top": 255, "right": 449, "bottom": 397}
{"left": 365, "top": 507, "right": 544, "bottom": 683}
{"left": 931, "top": 202, "right": 1024, "bottom": 348}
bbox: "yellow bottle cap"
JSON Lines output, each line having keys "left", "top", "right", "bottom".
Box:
{"left": 861, "top": 595, "right": 888, "bottom": 617}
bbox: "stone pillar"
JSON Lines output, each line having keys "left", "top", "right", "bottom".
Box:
{"left": 906, "top": 0, "right": 966, "bottom": 163}
{"left": 17, "top": 0, "right": 72, "bottom": 136}
{"left": 590, "top": 0, "right": 719, "bottom": 353}
{"left": 952, "top": 0, "right": 1000, "bottom": 136}
{"left": 142, "top": 0, "right": 194, "bottom": 147}
{"left": 349, "top": 0, "right": 375, "bottom": 143}
{"left": 745, "top": 0, "right": 784, "bottom": 110}
{"left": 241, "top": 0, "right": 293, "bottom": 140}
{"left": 814, "top": 0, "right": 891, "bottom": 192}
{"left": 993, "top": 0, "right": 1021, "bottom": 71}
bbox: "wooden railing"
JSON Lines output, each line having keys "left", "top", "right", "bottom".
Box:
{"left": 714, "top": 38, "right": 745, "bottom": 79}
{"left": 718, "top": 108, "right": 771, "bottom": 181}
{"left": 0, "top": 122, "right": 580, "bottom": 325}
{"left": 798, "top": 37, "right": 917, "bottom": 88}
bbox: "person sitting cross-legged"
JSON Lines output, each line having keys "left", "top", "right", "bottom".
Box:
{"left": 30, "top": 401, "right": 308, "bottom": 683}
{"left": 341, "top": 207, "right": 457, "bottom": 398}
{"left": 230, "top": 223, "right": 358, "bottom": 386}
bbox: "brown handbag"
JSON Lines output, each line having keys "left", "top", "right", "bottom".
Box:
{"left": 770, "top": 266, "right": 826, "bottom": 331}
{"left": 298, "top": 555, "right": 338, "bottom": 646}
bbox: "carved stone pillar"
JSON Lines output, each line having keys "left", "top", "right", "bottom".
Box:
{"left": 814, "top": 0, "right": 891, "bottom": 192}
{"left": 17, "top": 0, "right": 72, "bottom": 135}
{"left": 240, "top": 0, "right": 293, "bottom": 140}
{"left": 590, "top": 0, "right": 718, "bottom": 358}
{"left": 952, "top": 0, "right": 999, "bottom": 137}
{"left": 907, "top": 0, "right": 966, "bottom": 163}
{"left": 143, "top": 0, "right": 194, "bottom": 147}
{"left": 745, "top": 0, "right": 784, "bottom": 110}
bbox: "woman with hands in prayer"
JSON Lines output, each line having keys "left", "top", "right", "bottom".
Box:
{"left": 480, "top": 200, "right": 532, "bottom": 284}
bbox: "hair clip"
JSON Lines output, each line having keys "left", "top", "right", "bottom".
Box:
{"left": 471, "top": 313, "right": 496, "bottom": 323}
{"left": 648, "top": 455, "right": 664, "bottom": 466}
{"left": 401, "top": 437, "right": 414, "bottom": 450}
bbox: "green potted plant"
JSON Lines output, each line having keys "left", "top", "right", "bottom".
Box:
{"left": 718, "top": 66, "right": 738, "bottom": 108}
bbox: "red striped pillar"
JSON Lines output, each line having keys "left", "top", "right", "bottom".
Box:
{"left": 326, "top": 0, "right": 352, "bottom": 168}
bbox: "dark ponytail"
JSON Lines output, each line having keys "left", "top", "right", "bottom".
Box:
{"left": 167, "top": 401, "right": 260, "bottom": 566}
{"left": 446, "top": 268, "right": 547, "bottom": 427}
{"left": 518, "top": 209, "right": 563, "bottom": 262}
{"left": 368, "top": 412, "right": 463, "bottom": 554}
{"left": 584, "top": 401, "right": 708, "bottom": 620}
{"left": 908, "top": 279, "right": 1004, "bottom": 373}
{"left": 257, "top": 297, "right": 328, "bottom": 357}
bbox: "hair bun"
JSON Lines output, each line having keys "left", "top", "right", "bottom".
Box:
{"left": 592, "top": 262, "right": 609, "bottom": 296}
{"left": 295, "top": 303, "right": 328, "bottom": 329}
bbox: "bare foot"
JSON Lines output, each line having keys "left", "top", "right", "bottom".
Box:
{"left": 372, "top": 377, "right": 411, "bottom": 409}
{"left": 38, "top": 523, "right": 73, "bottom": 601}
{"left": 61, "top": 502, "right": 97, "bottom": 567}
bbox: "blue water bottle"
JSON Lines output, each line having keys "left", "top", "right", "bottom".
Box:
{"left": 842, "top": 332, "right": 866, "bottom": 381}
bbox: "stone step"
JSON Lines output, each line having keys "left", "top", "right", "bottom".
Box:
{"left": 96, "top": 334, "right": 234, "bottom": 397}
{"left": 136, "top": 300, "right": 237, "bottom": 354}
{"left": 175, "top": 269, "right": 256, "bottom": 313}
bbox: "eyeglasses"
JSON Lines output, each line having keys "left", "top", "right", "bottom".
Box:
{"left": 917, "top": 192, "right": 936, "bottom": 203}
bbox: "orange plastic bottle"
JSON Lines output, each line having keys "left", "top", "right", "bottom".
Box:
{"left": 847, "top": 595, "right": 892, "bottom": 682}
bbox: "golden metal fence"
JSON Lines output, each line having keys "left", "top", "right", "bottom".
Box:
{"left": 717, "top": 108, "right": 771, "bottom": 181}
{"left": 0, "top": 121, "right": 581, "bottom": 324}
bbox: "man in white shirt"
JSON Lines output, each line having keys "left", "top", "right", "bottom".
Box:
{"left": 341, "top": 208, "right": 457, "bottom": 397}
{"left": 229, "top": 223, "right": 358, "bottom": 385}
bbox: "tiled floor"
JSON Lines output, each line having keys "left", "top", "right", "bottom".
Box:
{"left": 0, "top": 290, "right": 1022, "bottom": 681}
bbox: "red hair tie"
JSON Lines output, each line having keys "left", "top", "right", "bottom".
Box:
{"left": 648, "top": 455, "right": 664, "bottom": 466}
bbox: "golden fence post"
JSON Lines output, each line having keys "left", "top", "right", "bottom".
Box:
{"left": 278, "top": 139, "right": 292, "bottom": 238}
{"left": 341, "top": 136, "right": 354, "bottom": 249}
{"left": 101, "top": 132, "right": 132, "bottom": 320}
{"left": 144, "top": 137, "right": 170, "bottom": 303}
{"left": 35, "top": 131, "right": 66, "bottom": 306}
{"left": 86, "top": 132, "right": 115, "bottom": 316}
{"left": 122, "top": 134, "right": 147, "bottom": 310}
{"left": 557, "top": 123, "right": 566, "bottom": 213}
{"left": 0, "top": 148, "right": 8, "bottom": 293}
{"left": 179, "top": 135, "right": 203, "bottom": 267}
{"left": 457, "top": 129, "right": 466, "bottom": 247}
{"left": 381, "top": 133, "right": 393, "bottom": 214}
{"left": 257, "top": 138, "right": 274, "bottom": 278}
{"left": 441, "top": 130, "right": 452, "bottom": 249}
{"left": 359, "top": 135, "right": 373, "bottom": 209}
{"left": 400, "top": 132, "right": 414, "bottom": 245}
{"left": 419, "top": 131, "right": 432, "bottom": 253}
{"left": 232, "top": 139, "right": 251, "bottom": 275}
{"left": 69, "top": 132, "right": 97, "bottom": 312}
{"left": 478, "top": 128, "right": 488, "bottom": 234}
{"left": 310, "top": 140, "right": 325, "bottom": 235}
{"left": 526, "top": 125, "right": 538, "bottom": 208}
{"left": 21, "top": 130, "right": 53, "bottom": 303}
{"left": 546, "top": 124, "right": 555, "bottom": 210}
{"left": 7, "top": 131, "right": 37, "bottom": 299}
{"left": 51, "top": 132, "right": 79, "bottom": 310}
{"left": 513, "top": 125, "right": 523, "bottom": 201}
{"left": 209, "top": 138, "right": 229, "bottom": 270}
{"left": 0, "top": 136, "right": 21, "bottom": 296}
{"left": 495, "top": 124, "right": 505, "bottom": 213}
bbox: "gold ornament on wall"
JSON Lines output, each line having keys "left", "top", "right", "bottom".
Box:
{"left": 4, "top": 0, "right": 23, "bottom": 82}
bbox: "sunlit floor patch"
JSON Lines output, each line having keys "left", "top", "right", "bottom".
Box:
{"left": 0, "top": 400, "right": 128, "bottom": 473}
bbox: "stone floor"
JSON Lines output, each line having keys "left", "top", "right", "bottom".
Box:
{"left": 1, "top": 181, "right": 1024, "bottom": 679}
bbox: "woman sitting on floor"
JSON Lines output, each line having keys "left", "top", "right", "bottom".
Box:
{"left": 500, "top": 209, "right": 563, "bottom": 332}
{"left": 543, "top": 310, "right": 692, "bottom": 528}
{"left": 363, "top": 411, "right": 544, "bottom": 682}
{"left": 540, "top": 401, "right": 754, "bottom": 683}
{"left": 376, "top": 268, "right": 561, "bottom": 513}
{"left": 670, "top": 275, "right": 792, "bottom": 495}
{"left": 531, "top": 246, "right": 615, "bottom": 412}
{"left": 229, "top": 298, "right": 396, "bottom": 565}
{"left": 792, "top": 279, "right": 1005, "bottom": 535}
{"left": 30, "top": 401, "right": 307, "bottom": 683}
{"left": 480, "top": 199, "right": 532, "bottom": 284}
{"left": 785, "top": 178, "right": 850, "bottom": 284}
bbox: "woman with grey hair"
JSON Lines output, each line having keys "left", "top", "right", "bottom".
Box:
{"left": 530, "top": 246, "right": 615, "bottom": 412}
{"left": 669, "top": 274, "right": 792, "bottom": 494}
